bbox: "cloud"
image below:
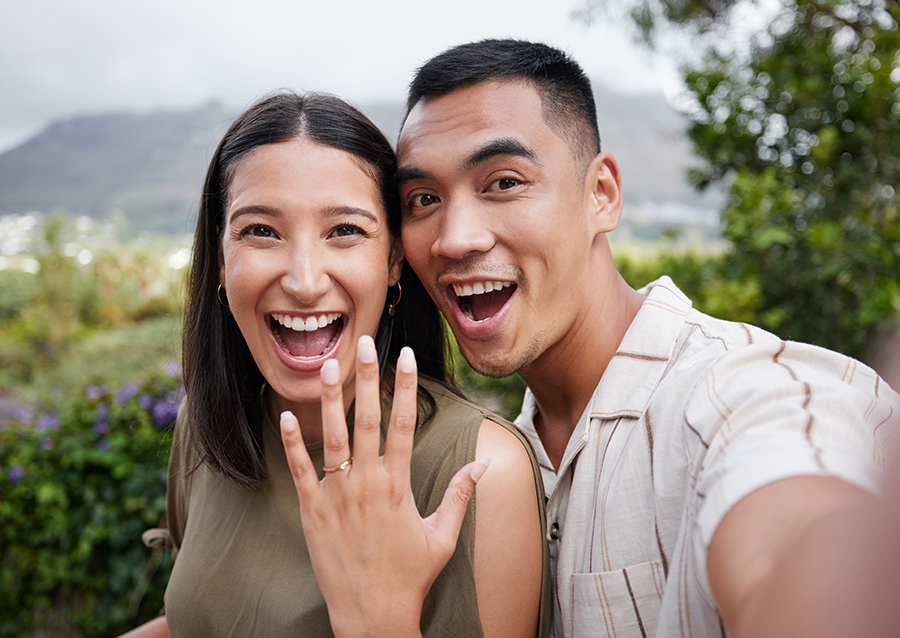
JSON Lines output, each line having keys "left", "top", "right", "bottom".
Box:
{"left": 0, "top": 0, "right": 681, "bottom": 152}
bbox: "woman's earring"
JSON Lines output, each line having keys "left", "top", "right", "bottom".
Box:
{"left": 217, "top": 284, "right": 230, "bottom": 309}
{"left": 388, "top": 282, "right": 402, "bottom": 316}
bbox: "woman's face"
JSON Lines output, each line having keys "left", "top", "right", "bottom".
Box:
{"left": 219, "top": 136, "right": 402, "bottom": 413}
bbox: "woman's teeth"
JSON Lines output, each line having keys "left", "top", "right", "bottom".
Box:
{"left": 271, "top": 312, "right": 341, "bottom": 332}
{"left": 452, "top": 281, "right": 511, "bottom": 297}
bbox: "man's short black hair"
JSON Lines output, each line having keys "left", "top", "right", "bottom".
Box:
{"left": 405, "top": 39, "right": 601, "bottom": 168}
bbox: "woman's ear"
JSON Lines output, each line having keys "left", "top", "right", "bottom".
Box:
{"left": 583, "top": 152, "right": 624, "bottom": 236}
{"left": 218, "top": 241, "right": 226, "bottom": 288}
{"left": 388, "top": 240, "right": 404, "bottom": 287}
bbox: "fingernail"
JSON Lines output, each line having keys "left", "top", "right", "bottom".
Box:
{"left": 470, "top": 457, "right": 491, "bottom": 484}
{"left": 280, "top": 411, "right": 297, "bottom": 432}
{"left": 398, "top": 346, "right": 416, "bottom": 373}
{"left": 358, "top": 335, "right": 376, "bottom": 364}
{"left": 322, "top": 359, "right": 340, "bottom": 385}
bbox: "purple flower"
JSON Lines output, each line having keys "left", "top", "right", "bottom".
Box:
{"left": 96, "top": 403, "right": 110, "bottom": 420}
{"left": 0, "top": 402, "right": 35, "bottom": 427}
{"left": 39, "top": 437, "right": 54, "bottom": 451}
{"left": 93, "top": 421, "right": 109, "bottom": 435}
{"left": 97, "top": 438, "right": 110, "bottom": 453}
{"left": 139, "top": 393, "right": 153, "bottom": 410}
{"left": 86, "top": 385, "right": 108, "bottom": 400}
{"left": 152, "top": 398, "right": 178, "bottom": 429}
{"left": 35, "top": 413, "right": 60, "bottom": 431}
{"left": 164, "top": 359, "right": 183, "bottom": 378}
{"left": 115, "top": 382, "right": 140, "bottom": 407}
{"left": 8, "top": 465, "right": 25, "bottom": 484}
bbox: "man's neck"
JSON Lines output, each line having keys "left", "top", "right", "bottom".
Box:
{"left": 521, "top": 271, "right": 645, "bottom": 471}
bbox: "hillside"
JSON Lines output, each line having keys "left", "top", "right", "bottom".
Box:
{"left": 0, "top": 84, "right": 721, "bottom": 238}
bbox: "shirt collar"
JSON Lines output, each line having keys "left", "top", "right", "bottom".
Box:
{"left": 515, "top": 277, "right": 692, "bottom": 484}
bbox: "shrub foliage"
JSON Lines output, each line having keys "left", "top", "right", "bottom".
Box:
{"left": 0, "top": 376, "right": 180, "bottom": 637}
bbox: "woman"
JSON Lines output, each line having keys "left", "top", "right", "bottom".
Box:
{"left": 124, "top": 92, "right": 549, "bottom": 637}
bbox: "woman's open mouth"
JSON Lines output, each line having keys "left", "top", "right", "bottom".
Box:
{"left": 451, "top": 281, "right": 516, "bottom": 322}
{"left": 270, "top": 312, "right": 344, "bottom": 359}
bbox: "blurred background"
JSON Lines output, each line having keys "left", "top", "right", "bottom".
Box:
{"left": 0, "top": 0, "right": 898, "bottom": 635}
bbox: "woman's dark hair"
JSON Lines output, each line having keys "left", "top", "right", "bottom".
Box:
{"left": 183, "top": 91, "right": 453, "bottom": 488}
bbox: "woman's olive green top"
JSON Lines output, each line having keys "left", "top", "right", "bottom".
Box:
{"left": 163, "top": 378, "right": 551, "bottom": 637}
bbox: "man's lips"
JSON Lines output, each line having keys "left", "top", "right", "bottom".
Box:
{"left": 448, "top": 279, "right": 516, "bottom": 323}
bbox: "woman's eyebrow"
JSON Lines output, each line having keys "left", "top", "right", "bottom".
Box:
{"left": 228, "top": 205, "right": 278, "bottom": 225}
{"left": 324, "top": 206, "right": 380, "bottom": 224}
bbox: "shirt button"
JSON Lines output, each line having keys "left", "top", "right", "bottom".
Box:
{"left": 549, "top": 522, "right": 560, "bottom": 540}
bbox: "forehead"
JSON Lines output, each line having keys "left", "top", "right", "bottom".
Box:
{"left": 397, "top": 80, "right": 563, "bottom": 169}
{"left": 227, "top": 138, "right": 383, "bottom": 215}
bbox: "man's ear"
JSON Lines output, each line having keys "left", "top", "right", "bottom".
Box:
{"left": 583, "top": 152, "right": 624, "bottom": 236}
{"left": 388, "top": 240, "right": 404, "bottom": 286}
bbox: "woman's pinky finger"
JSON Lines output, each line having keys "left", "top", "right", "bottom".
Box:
{"left": 280, "top": 411, "right": 319, "bottom": 502}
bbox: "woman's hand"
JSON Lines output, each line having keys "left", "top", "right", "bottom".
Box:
{"left": 280, "top": 335, "right": 489, "bottom": 638}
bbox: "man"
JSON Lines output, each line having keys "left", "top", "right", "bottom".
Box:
{"left": 391, "top": 39, "right": 898, "bottom": 637}
{"left": 281, "top": 39, "right": 899, "bottom": 637}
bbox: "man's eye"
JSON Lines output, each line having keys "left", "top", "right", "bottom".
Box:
{"left": 409, "top": 193, "right": 440, "bottom": 208}
{"left": 494, "top": 178, "right": 521, "bottom": 190}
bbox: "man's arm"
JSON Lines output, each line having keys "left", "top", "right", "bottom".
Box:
{"left": 708, "top": 475, "right": 875, "bottom": 637}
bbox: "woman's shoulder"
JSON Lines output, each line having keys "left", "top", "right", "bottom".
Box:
{"left": 415, "top": 376, "right": 540, "bottom": 482}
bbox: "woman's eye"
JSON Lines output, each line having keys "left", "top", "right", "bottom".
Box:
{"left": 330, "top": 224, "right": 365, "bottom": 238}
{"left": 241, "top": 224, "right": 277, "bottom": 238}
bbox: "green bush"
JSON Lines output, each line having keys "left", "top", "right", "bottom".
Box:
{"left": 0, "top": 373, "right": 181, "bottom": 637}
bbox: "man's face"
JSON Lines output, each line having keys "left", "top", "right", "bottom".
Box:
{"left": 397, "top": 80, "right": 598, "bottom": 378}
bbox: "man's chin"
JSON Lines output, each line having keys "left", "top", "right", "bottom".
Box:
{"left": 458, "top": 342, "right": 535, "bottom": 380}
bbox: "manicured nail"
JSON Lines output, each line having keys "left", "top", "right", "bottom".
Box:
{"left": 322, "top": 359, "right": 340, "bottom": 385}
{"left": 358, "top": 335, "right": 377, "bottom": 364}
{"left": 470, "top": 458, "right": 491, "bottom": 483}
{"left": 398, "top": 346, "right": 416, "bottom": 373}
{"left": 280, "top": 411, "right": 297, "bottom": 433}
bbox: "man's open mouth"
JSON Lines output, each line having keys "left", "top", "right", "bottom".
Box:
{"left": 270, "top": 312, "right": 344, "bottom": 358}
{"left": 451, "top": 281, "right": 516, "bottom": 322}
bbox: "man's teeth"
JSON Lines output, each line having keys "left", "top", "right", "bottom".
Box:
{"left": 271, "top": 313, "right": 341, "bottom": 332}
{"left": 452, "top": 281, "right": 511, "bottom": 297}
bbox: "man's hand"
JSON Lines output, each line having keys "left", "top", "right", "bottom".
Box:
{"left": 279, "top": 336, "right": 488, "bottom": 638}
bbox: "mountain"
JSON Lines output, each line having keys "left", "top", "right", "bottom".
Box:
{"left": 0, "top": 102, "right": 233, "bottom": 235}
{"left": 0, "top": 85, "right": 721, "bottom": 238}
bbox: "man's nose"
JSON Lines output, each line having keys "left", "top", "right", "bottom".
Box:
{"left": 431, "top": 200, "right": 495, "bottom": 260}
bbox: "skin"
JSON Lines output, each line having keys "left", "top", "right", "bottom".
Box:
{"left": 397, "top": 80, "right": 645, "bottom": 468}
{"left": 119, "top": 133, "right": 544, "bottom": 637}
{"left": 218, "top": 137, "right": 403, "bottom": 437}
{"left": 395, "top": 78, "right": 875, "bottom": 636}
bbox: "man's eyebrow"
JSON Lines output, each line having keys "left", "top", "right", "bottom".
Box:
{"left": 465, "top": 138, "right": 537, "bottom": 169}
{"left": 393, "top": 166, "right": 433, "bottom": 188}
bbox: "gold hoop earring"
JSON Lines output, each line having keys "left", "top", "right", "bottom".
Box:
{"left": 388, "top": 282, "right": 402, "bottom": 316}
{"left": 217, "top": 284, "right": 230, "bottom": 309}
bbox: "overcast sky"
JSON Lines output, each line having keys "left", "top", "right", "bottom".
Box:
{"left": 0, "top": 0, "right": 683, "bottom": 154}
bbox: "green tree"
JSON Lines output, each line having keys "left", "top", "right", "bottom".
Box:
{"left": 581, "top": 0, "right": 900, "bottom": 357}
{"left": 683, "top": 1, "right": 900, "bottom": 357}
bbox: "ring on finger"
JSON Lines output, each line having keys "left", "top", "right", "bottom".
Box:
{"left": 322, "top": 457, "right": 353, "bottom": 473}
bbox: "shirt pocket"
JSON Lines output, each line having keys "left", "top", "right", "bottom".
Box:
{"left": 570, "top": 560, "right": 665, "bottom": 638}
